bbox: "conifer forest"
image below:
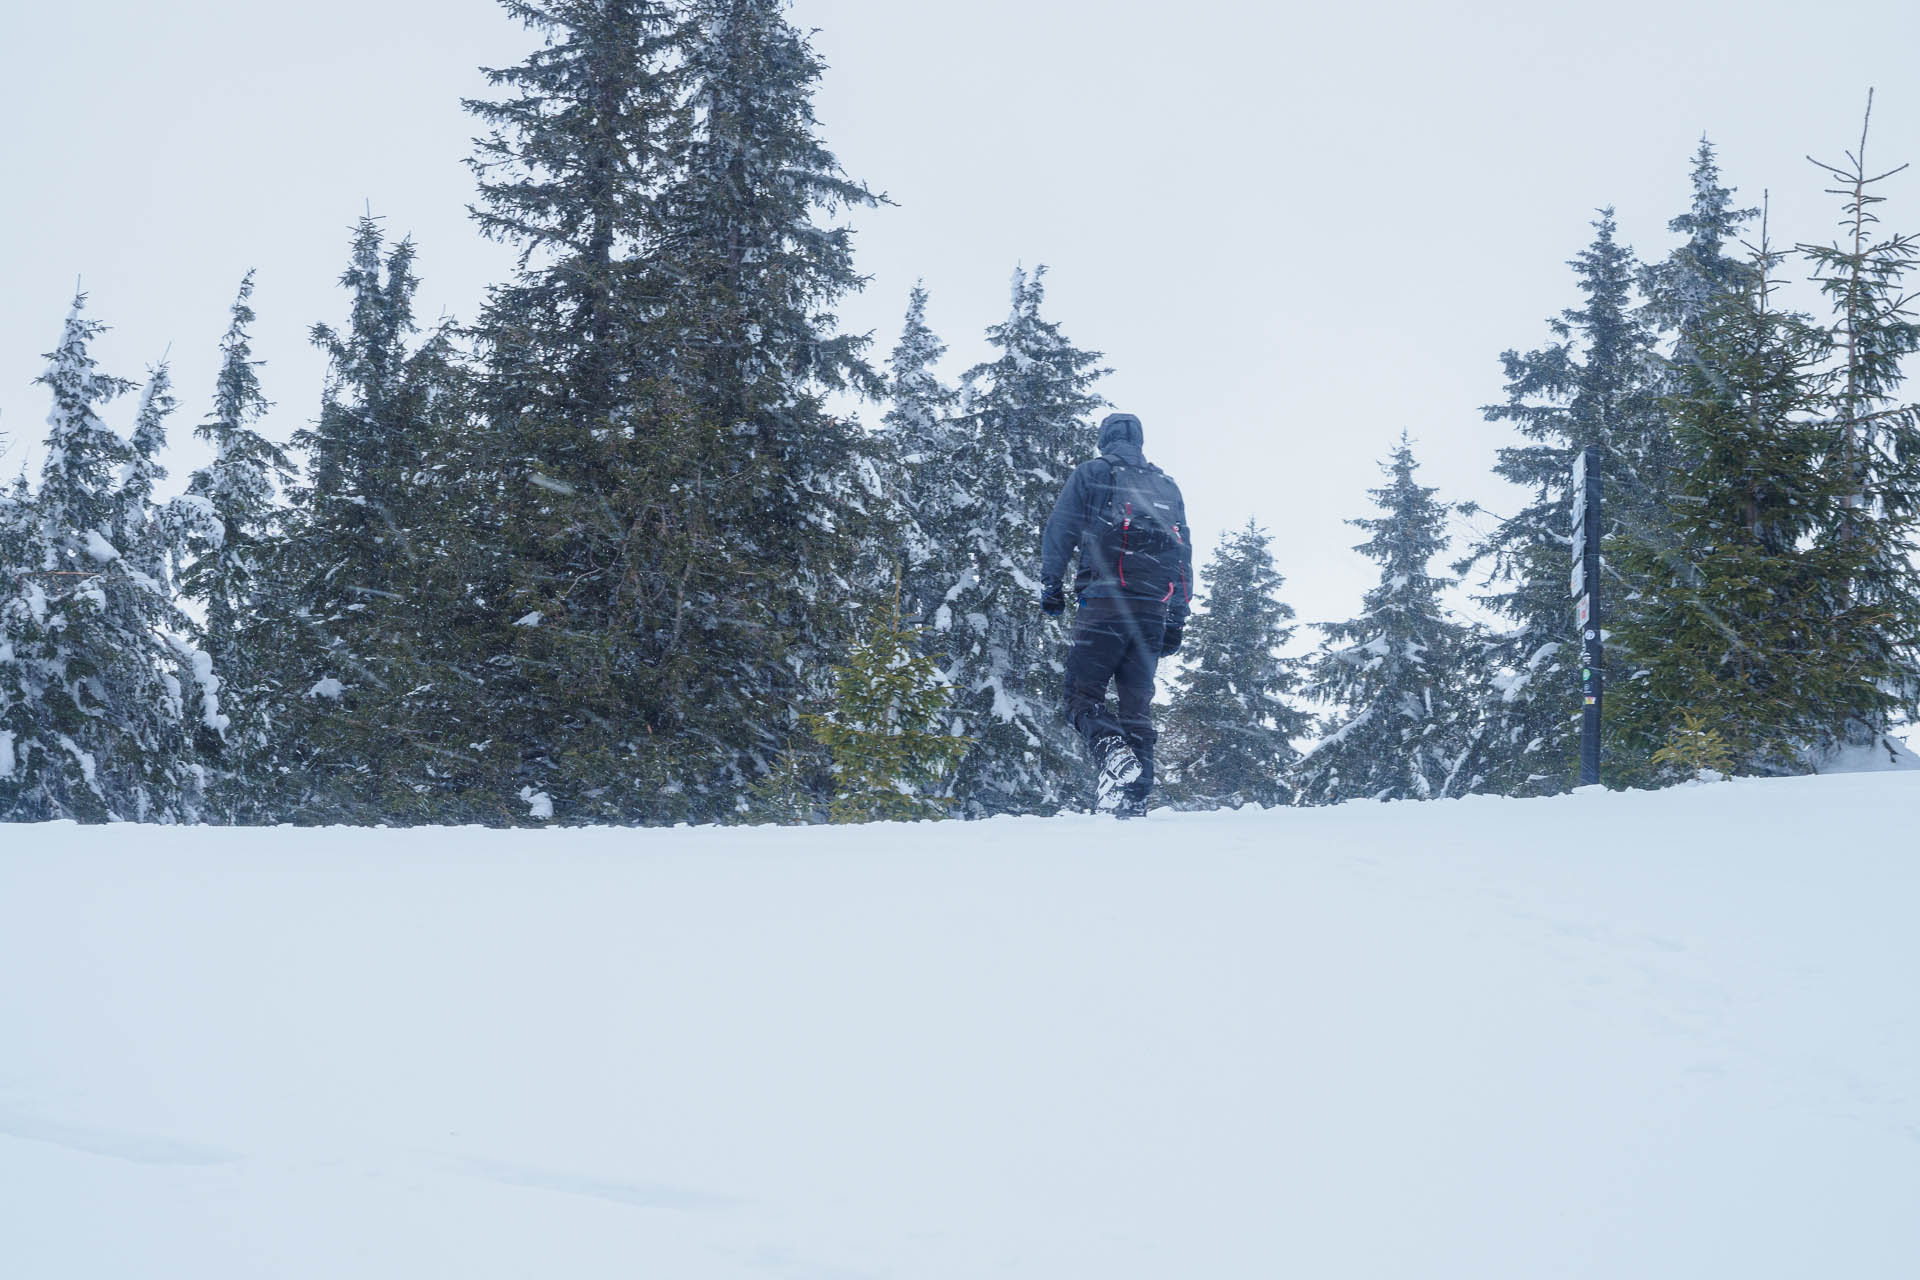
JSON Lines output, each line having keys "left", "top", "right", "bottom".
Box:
{"left": 4, "top": 1, "right": 1918, "bottom": 827}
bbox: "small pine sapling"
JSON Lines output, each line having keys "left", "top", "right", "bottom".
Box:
{"left": 806, "top": 578, "right": 969, "bottom": 823}
{"left": 1651, "top": 711, "right": 1737, "bottom": 782}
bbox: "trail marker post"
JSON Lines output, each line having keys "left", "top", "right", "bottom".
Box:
{"left": 1570, "top": 448, "right": 1602, "bottom": 786}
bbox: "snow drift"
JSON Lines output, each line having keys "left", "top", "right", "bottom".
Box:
{"left": 3, "top": 774, "right": 1916, "bottom": 1278}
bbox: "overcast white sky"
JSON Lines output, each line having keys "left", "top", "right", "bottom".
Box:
{"left": 4, "top": 0, "right": 1919, "bottom": 636}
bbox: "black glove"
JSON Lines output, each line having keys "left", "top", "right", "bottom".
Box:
{"left": 1040, "top": 582, "right": 1067, "bottom": 616}
{"left": 1159, "top": 623, "right": 1183, "bottom": 657}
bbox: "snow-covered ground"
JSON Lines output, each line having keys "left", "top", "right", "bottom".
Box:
{"left": 4, "top": 775, "right": 1917, "bottom": 1278}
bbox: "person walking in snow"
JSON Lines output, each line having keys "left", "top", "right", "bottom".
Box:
{"left": 1040, "top": 413, "right": 1194, "bottom": 818}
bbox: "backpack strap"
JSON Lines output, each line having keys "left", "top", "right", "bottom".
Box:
{"left": 1096, "top": 454, "right": 1123, "bottom": 521}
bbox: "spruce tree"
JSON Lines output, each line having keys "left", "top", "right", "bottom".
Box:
{"left": 181, "top": 273, "right": 294, "bottom": 816}
{"left": 121, "top": 363, "right": 228, "bottom": 722}
{"left": 1297, "top": 436, "right": 1475, "bottom": 804}
{"left": 885, "top": 284, "right": 959, "bottom": 457}
{"left": 467, "top": 0, "right": 682, "bottom": 439}
{"left": 935, "top": 267, "right": 1108, "bottom": 816}
{"left": 1641, "top": 138, "right": 1760, "bottom": 375}
{"left": 0, "top": 300, "right": 209, "bottom": 821}
{"left": 466, "top": 0, "right": 844, "bottom": 823}
{"left": 1161, "top": 520, "right": 1308, "bottom": 809}
{"left": 461, "top": 0, "right": 895, "bottom": 821}
{"left": 117, "top": 363, "right": 177, "bottom": 585}
{"left": 884, "top": 283, "right": 962, "bottom": 628}
{"left": 461, "top": 0, "right": 689, "bottom": 823}
{"left": 0, "top": 477, "right": 38, "bottom": 806}
{"left": 1460, "top": 212, "right": 1666, "bottom": 793}
{"left": 35, "top": 298, "right": 134, "bottom": 558}
{"left": 272, "top": 223, "right": 478, "bottom": 822}
{"left": 1612, "top": 222, "right": 1889, "bottom": 776}
{"left": 653, "top": 0, "right": 891, "bottom": 816}
{"left": 120, "top": 366, "right": 227, "bottom": 812}
{"left": 0, "top": 311, "right": 122, "bottom": 821}
{"left": 1796, "top": 96, "right": 1920, "bottom": 756}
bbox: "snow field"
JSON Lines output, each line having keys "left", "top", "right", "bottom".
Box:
{"left": 2, "top": 773, "right": 1917, "bottom": 1278}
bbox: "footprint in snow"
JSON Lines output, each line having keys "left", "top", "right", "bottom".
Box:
{"left": 0, "top": 1105, "right": 238, "bottom": 1167}
{"left": 454, "top": 1155, "right": 741, "bottom": 1212}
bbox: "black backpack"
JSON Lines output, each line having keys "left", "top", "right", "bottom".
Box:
{"left": 1092, "top": 454, "right": 1189, "bottom": 603}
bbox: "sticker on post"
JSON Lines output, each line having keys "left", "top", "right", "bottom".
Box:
{"left": 1576, "top": 594, "right": 1591, "bottom": 628}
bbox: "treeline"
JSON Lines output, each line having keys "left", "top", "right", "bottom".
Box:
{"left": 1285, "top": 122, "right": 1920, "bottom": 802}
{"left": 2, "top": 1, "right": 1916, "bottom": 825}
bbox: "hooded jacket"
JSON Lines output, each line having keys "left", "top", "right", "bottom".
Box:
{"left": 1040, "top": 413, "right": 1193, "bottom": 623}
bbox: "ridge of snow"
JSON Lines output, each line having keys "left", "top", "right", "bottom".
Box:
{"left": 1805, "top": 734, "right": 1920, "bottom": 774}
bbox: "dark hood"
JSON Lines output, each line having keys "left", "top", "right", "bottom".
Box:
{"left": 1098, "top": 413, "right": 1145, "bottom": 459}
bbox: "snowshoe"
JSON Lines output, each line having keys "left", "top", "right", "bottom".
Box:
{"left": 1091, "top": 734, "right": 1142, "bottom": 812}
{"left": 1114, "top": 796, "right": 1150, "bottom": 821}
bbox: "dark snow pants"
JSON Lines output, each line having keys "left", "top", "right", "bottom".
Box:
{"left": 1064, "top": 596, "right": 1168, "bottom": 800}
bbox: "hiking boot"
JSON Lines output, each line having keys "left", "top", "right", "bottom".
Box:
{"left": 1091, "top": 734, "right": 1142, "bottom": 812}
{"left": 1114, "top": 796, "right": 1150, "bottom": 820}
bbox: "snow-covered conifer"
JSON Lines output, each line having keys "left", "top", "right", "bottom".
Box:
{"left": 886, "top": 284, "right": 958, "bottom": 445}
{"left": 36, "top": 297, "right": 135, "bottom": 549}
{"left": 1641, "top": 138, "right": 1759, "bottom": 374}
{"left": 0, "top": 476, "right": 37, "bottom": 806}
{"left": 1161, "top": 520, "right": 1309, "bottom": 809}
{"left": 113, "top": 365, "right": 225, "bottom": 597}
{"left": 179, "top": 273, "right": 293, "bottom": 816}
{"left": 462, "top": 0, "right": 894, "bottom": 822}
{"left": 1613, "top": 221, "right": 1892, "bottom": 776}
{"left": 462, "top": 0, "right": 693, "bottom": 822}
{"left": 1297, "top": 437, "right": 1475, "bottom": 805}
{"left": 885, "top": 283, "right": 962, "bottom": 627}
{"left": 468, "top": 0, "right": 682, "bottom": 437}
{"left": 468, "top": 0, "right": 895, "bottom": 820}
{"left": 287, "top": 220, "right": 427, "bottom": 641}
{"left": 0, "top": 302, "right": 125, "bottom": 820}
{"left": 1459, "top": 212, "right": 1666, "bottom": 793}
{"left": 117, "top": 363, "right": 175, "bottom": 582}
{"left": 270, "top": 224, "right": 478, "bottom": 822}
{"left": 187, "top": 273, "right": 290, "bottom": 652}
{"left": 934, "top": 267, "right": 1108, "bottom": 816}
{"left": 652, "top": 0, "right": 892, "bottom": 816}
{"left": 0, "top": 300, "right": 210, "bottom": 821}
{"left": 1795, "top": 98, "right": 1920, "bottom": 757}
